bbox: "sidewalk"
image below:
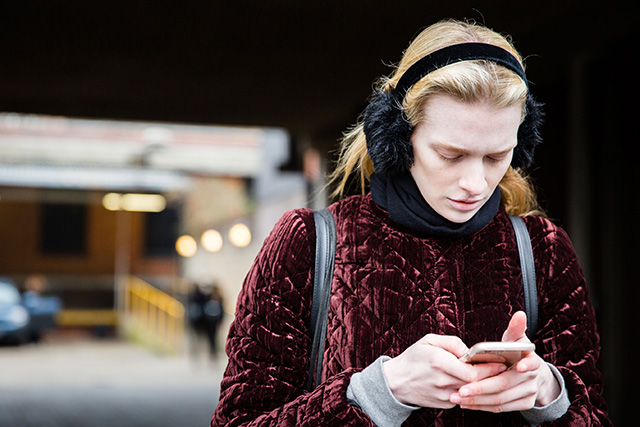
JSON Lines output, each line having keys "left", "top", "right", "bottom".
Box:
{"left": 0, "top": 332, "right": 224, "bottom": 426}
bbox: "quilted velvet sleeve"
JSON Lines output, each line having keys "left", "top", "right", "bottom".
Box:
{"left": 527, "top": 217, "right": 611, "bottom": 426}
{"left": 211, "top": 209, "right": 374, "bottom": 427}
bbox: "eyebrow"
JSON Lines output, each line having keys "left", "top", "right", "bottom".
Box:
{"left": 432, "top": 142, "right": 469, "bottom": 154}
{"left": 432, "top": 142, "right": 516, "bottom": 156}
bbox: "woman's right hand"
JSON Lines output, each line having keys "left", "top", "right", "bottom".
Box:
{"left": 382, "top": 334, "right": 507, "bottom": 408}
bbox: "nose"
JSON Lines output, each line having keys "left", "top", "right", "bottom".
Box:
{"left": 458, "top": 161, "right": 488, "bottom": 196}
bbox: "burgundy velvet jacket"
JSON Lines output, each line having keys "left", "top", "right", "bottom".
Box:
{"left": 211, "top": 194, "right": 610, "bottom": 426}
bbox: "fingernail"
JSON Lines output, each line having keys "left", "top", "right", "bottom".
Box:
{"left": 450, "top": 394, "right": 462, "bottom": 404}
{"left": 460, "top": 388, "right": 472, "bottom": 397}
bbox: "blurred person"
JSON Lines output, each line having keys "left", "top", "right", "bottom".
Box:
{"left": 211, "top": 19, "right": 610, "bottom": 426}
{"left": 22, "top": 274, "right": 61, "bottom": 342}
{"left": 203, "top": 283, "right": 224, "bottom": 359}
{"left": 187, "top": 282, "right": 210, "bottom": 359}
{"left": 23, "top": 274, "right": 47, "bottom": 296}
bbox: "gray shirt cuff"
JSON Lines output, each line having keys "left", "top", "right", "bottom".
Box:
{"left": 346, "top": 356, "right": 419, "bottom": 427}
{"left": 520, "top": 363, "right": 570, "bottom": 425}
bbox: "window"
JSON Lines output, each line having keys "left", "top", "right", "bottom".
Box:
{"left": 40, "top": 203, "right": 87, "bottom": 255}
{"left": 144, "top": 205, "right": 179, "bottom": 256}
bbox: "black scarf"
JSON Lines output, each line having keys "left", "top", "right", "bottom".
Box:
{"left": 369, "top": 172, "right": 501, "bottom": 238}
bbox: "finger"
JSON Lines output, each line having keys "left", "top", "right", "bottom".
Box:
{"left": 456, "top": 392, "right": 536, "bottom": 413}
{"left": 457, "top": 368, "right": 524, "bottom": 397}
{"left": 423, "top": 334, "right": 469, "bottom": 358}
{"left": 446, "top": 361, "right": 508, "bottom": 385}
{"left": 468, "top": 362, "right": 508, "bottom": 381}
{"left": 452, "top": 374, "right": 535, "bottom": 410}
{"left": 502, "top": 311, "right": 528, "bottom": 342}
{"left": 515, "top": 352, "right": 541, "bottom": 373}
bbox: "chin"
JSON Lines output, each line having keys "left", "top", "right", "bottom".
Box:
{"left": 442, "top": 209, "right": 478, "bottom": 224}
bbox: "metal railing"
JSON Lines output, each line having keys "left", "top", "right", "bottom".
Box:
{"left": 57, "top": 309, "right": 118, "bottom": 327}
{"left": 121, "top": 276, "right": 185, "bottom": 354}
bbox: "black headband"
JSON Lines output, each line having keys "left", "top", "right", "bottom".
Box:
{"left": 391, "top": 42, "right": 528, "bottom": 102}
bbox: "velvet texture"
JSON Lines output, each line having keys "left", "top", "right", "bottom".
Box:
{"left": 211, "top": 194, "right": 610, "bottom": 426}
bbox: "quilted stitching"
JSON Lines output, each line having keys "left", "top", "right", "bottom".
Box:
{"left": 212, "top": 194, "right": 610, "bottom": 426}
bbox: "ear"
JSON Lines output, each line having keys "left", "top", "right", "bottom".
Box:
{"left": 363, "top": 90, "right": 415, "bottom": 174}
{"left": 513, "top": 95, "right": 544, "bottom": 169}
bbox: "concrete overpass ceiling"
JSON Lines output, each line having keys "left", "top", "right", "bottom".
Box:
{"left": 0, "top": 1, "right": 636, "bottom": 146}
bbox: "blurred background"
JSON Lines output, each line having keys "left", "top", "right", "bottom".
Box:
{"left": 0, "top": 1, "right": 637, "bottom": 425}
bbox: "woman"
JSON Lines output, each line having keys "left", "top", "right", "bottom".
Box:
{"left": 211, "top": 19, "right": 610, "bottom": 426}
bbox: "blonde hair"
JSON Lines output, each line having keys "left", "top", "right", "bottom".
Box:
{"left": 330, "top": 19, "right": 544, "bottom": 217}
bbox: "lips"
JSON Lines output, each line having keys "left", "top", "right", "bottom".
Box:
{"left": 447, "top": 197, "right": 484, "bottom": 212}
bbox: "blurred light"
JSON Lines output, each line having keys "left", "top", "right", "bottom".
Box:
{"left": 176, "top": 235, "right": 197, "bottom": 257}
{"left": 229, "top": 223, "right": 252, "bottom": 248}
{"left": 201, "top": 229, "right": 223, "bottom": 252}
{"left": 102, "top": 193, "right": 122, "bottom": 211}
{"left": 102, "top": 193, "right": 166, "bottom": 212}
{"left": 121, "top": 193, "right": 166, "bottom": 212}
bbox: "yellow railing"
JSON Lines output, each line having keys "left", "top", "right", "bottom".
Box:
{"left": 121, "top": 276, "right": 185, "bottom": 354}
{"left": 57, "top": 309, "right": 118, "bottom": 326}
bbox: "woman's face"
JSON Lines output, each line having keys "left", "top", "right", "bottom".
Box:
{"left": 410, "top": 93, "right": 522, "bottom": 223}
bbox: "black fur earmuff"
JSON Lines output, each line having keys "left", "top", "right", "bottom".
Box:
{"left": 363, "top": 43, "right": 544, "bottom": 174}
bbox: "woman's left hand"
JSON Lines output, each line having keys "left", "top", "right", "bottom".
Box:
{"left": 449, "top": 311, "right": 561, "bottom": 412}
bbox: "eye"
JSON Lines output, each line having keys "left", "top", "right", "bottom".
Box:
{"left": 439, "top": 154, "right": 462, "bottom": 163}
{"left": 485, "top": 153, "right": 511, "bottom": 164}
{"left": 485, "top": 156, "right": 504, "bottom": 164}
{"left": 437, "top": 151, "right": 463, "bottom": 162}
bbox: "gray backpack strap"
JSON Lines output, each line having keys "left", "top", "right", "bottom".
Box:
{"left": 509, "top": 215, "right": 538, "bottom": 339}
{"left": 307, "top": 208, "right": 336, "bottom": 391}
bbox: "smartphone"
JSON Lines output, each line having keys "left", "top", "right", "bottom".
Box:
{"left": 459, "top": 342, "right": 535, "bottom": 366}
